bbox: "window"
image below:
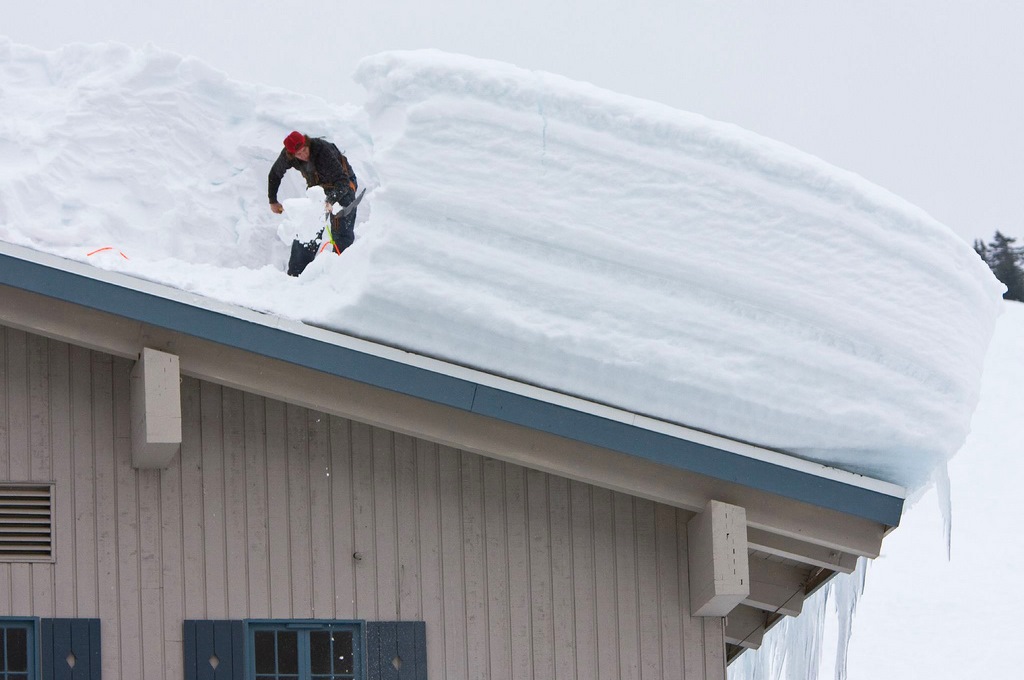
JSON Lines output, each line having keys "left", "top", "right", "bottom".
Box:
{"left": 184, "top": 619, "right": 424, "bottom": 680}
{"left": 249, "top": 621, "right": 362, "bottom": 680}
{"left": 0, "top": 619, "right": 37, "bottom": 680}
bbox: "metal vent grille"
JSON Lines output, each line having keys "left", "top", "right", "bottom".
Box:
{"left": 0, "top": 484, "right": 53, "bottom": 561}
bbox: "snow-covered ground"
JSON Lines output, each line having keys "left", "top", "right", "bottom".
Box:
{"left": 0, "top": 39, "right": 1003, "bottom": 498}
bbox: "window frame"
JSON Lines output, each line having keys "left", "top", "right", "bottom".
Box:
{"left": 0, "top": 617, "right": 39, "bottom": 680}
{"left": 245, "top": 619, "right": 364, "bottom": 680}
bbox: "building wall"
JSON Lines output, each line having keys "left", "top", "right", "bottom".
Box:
{"left": 0, "top": 325, "right": 726, "bottom": 680}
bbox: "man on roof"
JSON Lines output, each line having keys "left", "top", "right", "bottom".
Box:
{"left": 268, "top": 131, "right": 360, "bottom": 275}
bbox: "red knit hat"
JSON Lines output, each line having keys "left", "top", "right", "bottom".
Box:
{"left": 283, "top": 131, "right": 306, "bottom": 154}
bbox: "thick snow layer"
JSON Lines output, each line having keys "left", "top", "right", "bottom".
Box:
{"left": 0, "top": 40, "right": 1004, "bottom": 491}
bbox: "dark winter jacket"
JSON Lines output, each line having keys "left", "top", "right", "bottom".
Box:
{"left": 267, "top": 137, "right": 358, "bottom": 205}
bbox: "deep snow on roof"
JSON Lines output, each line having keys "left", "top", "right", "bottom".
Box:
{"left": 0, "top": 39, "right": 1004, "bottom": 492}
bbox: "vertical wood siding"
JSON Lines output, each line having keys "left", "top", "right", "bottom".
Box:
{"left": 0, "top": 326, "right": 726, "bottom": 680}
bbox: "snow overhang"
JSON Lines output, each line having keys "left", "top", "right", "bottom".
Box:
{"left": 0, "top": 242, "right": 905, "bottom": 527}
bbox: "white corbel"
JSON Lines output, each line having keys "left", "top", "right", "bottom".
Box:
{"left": 688, "top": 499, "right": 750, "bottom": 617}
{"left": 130, "top": 347, "right": 182, "bottom": 469}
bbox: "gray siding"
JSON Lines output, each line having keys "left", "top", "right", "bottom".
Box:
{"left": 0, "top": 325, "right": 726, "bottom": 680}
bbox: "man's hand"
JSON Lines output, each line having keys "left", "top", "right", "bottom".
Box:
{"left": 270, "top": 202, "right": 284, "bottom": 214}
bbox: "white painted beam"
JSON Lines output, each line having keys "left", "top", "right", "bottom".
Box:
{"left": 747, "top": 528, "right": 861, "bottom": 573}
{"left": 724, "top": 605, "right": 767, "bottom": 650}
{"left": 744, "top": 559, "right": 808, "bottom": 617}
{"left": 689, "top": 500, "right": 750, "bottom": 617}
{"left": 130, "top": 347, "right": 182, "bottom": 469}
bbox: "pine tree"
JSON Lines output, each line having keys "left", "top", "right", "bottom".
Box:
{"left": 973, "top": 238, "right": 989, "bottom": 263}
{"left": 977, "top": 230, "right": 1024, "bottom": 302}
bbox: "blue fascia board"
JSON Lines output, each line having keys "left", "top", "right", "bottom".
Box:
{"left": 0, "top": 250, "right": 904, "bottom": 527}
{"left": 0, "top": 253, "right": 478, "bottom": 411}
{"left": 472, "top": 387, "right": 904, "bottom": 523}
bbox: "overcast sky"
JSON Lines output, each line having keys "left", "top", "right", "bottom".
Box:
{"left": 7, "top": 1, "right": 1023, "bottom": 245}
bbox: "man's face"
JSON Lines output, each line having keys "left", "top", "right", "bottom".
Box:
{"left": 294, "top": 144, "right": 310, "bottom": 161}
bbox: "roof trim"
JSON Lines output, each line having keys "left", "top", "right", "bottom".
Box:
{"left": 0, "top": 243, "right": 905, "bottom": 525}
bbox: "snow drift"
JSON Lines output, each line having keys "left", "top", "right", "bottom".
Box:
{"left": 0, "top": 39, "right": 1004, "bottom": 492}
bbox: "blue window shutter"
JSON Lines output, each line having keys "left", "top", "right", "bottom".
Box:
{"left": 365, "top": 622, "right": 426, "bottom": 680}
{"left": 40, "top": 618, "right": 101, "bottom": 680}
{"left": 182, "top": 620, "right": 244, "bottom": 680}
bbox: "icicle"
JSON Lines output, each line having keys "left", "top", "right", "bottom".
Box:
{"left": 783, "top": 585, "right": 826, "bottom": 680}
{"left": 729, "top": 558, "right": 874, "bottom": 680}
{"left": 934, "top": 462, "right": 953, "bottom": 560}
{"left": 831, "top": 558, "right": 868, "bottom": 680}
{"left": 728, "top": 583, "right": 829, "bottom": 680}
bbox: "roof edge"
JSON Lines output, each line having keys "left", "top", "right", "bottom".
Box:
{"left": 0, "top": 242, "right": 906, "bottom": 523}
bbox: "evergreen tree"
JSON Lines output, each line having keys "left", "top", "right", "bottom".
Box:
{"left": 973, "top": 238, "right": 989, "bottom": 263}
{"left": 976, "top": 230, "right": 1024, "bottom": 302}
